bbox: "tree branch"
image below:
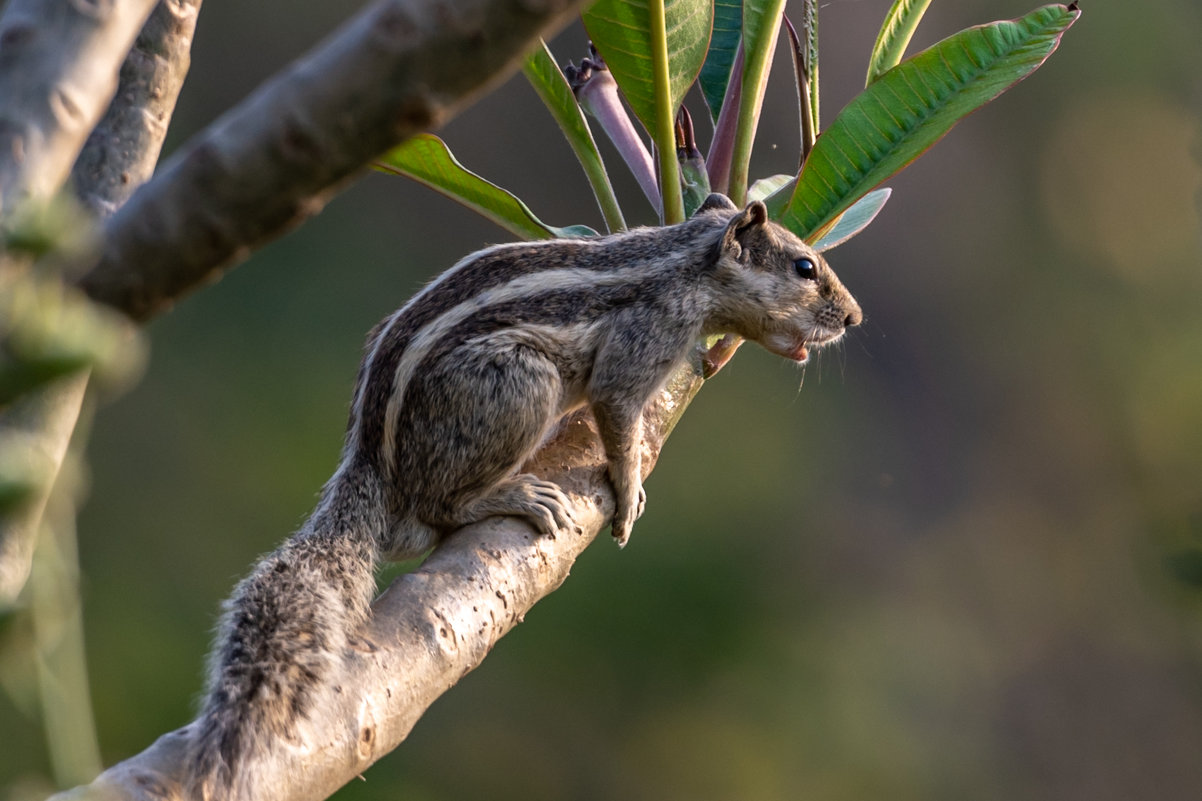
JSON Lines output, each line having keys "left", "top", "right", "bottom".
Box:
{"left": 77, "top": 0, "right": 589, "bottom": 321}
{"left": 0, "top": 0, "right": 159, "bottom": 214}
{"left": 72, "top": 0, "right": 204, "bottom": 219}
{"left": 54, "top": 359, "right": 708, "bottom": 801}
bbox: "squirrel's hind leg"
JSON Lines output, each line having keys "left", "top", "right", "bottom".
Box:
{"left": 451, "top": 474, "right": 575, "bottom": 536}
{"left": 379, "top": 518, "right": 441, "bottom": 561}
{"left": 394, "top": 341, "right": 576, "bottom": 539}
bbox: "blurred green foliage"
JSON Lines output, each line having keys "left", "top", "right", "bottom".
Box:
{"left": 3, "top": 1, "right": 1202, "bottom": 799}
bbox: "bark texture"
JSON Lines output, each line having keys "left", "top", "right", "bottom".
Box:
{"left": 0, "top": 0, "right": 159, "bottom": 214}
{"left": 77, "top": 0, "right": 588, "bottom": 321}
{"left": 53, "top": 364, "right": 707, "bottom": 801}
{"left": 72, "top": 0, "right": 204, "bottom": 218}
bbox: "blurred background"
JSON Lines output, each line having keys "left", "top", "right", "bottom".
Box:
{"left": 3, "top": 0, "right": 1201, "bottom": 798}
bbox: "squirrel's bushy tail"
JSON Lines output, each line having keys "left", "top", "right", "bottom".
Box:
{"left": 188, "top": 462, "right": 386, "bottom": 800}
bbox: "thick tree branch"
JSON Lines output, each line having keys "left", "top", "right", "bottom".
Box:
{"left": 72, "top": 0, "right": 204, "bottom": 218}
{"left": 77, "top": 0, "right": 589, "bottom": 321}
{"left": 0, "top": 0, "right": 196, "bottom": 606}
{"left": 0, "top": 0, "right": 159, "bottom": 214}
{"left": 55, "top": 360, "right": 707, "bottom": 801}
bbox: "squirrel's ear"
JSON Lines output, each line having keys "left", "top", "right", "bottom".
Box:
{"left": 719, "top": 200, "right": 770, "bottom": 259}
{"left": 697, "top": 193, "right": 737, "bottom": 214}
{"left": 742, "top": 200, "right": 769, "bottom": 227}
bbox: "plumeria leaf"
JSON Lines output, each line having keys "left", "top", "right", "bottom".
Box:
{"left": 1, "top": 271, "right": 143, "bottom": 405}
{"left": 376, "top": 134, "right": 597, "bottom": 240}
{"left": 584, "top": 0, "right": 713, "bottom": 221}
{"left": 782, "top": 13, "right": 816, "bottom": 163}
{"left": 866, "top": 0, "right": 934, "bottom": 86}
{"left": 749, "top": 174, "right": 793, "bottom": 203}
{"left": 698, "top": 0, "right": 743, "bottom": 123}
{"left": 812, "top": 188, "right": 892, "bottom": 251}
{"left": 583, "top": 0, "right": 714, "bottom": 135}
{"left": 779, "top": 4, "right": 1080, "bottom": 241}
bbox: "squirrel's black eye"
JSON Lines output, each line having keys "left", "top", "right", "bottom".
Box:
{"left": 794, "top": 257, "right": 817, "bottom": 281}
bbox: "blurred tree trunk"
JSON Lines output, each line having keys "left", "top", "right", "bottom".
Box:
{"left": 0, "top": 0, "right": 161, "bottom": 606}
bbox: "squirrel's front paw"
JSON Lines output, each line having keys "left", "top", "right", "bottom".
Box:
{"left": 611, "top": 485, "right": 646, "bottom": 548}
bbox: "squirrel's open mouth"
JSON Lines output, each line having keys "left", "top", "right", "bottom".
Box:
{"left": 763, "top": 334, "right": 814, "bottom": 363}
{"left": 771, "top": 336, "right": 813, "bottom": 363}
{"left": 763, "top": 328, "right": 843, "bottom": 363}
{"left": 789, "top": 330, "right": 845, "bottom": 363}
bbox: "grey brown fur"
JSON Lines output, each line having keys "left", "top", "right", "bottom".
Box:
{"left": 188, "top": 195, "right": 861, "bottom": 799}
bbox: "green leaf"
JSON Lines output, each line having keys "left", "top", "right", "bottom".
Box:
{"left": 698, "top": 0, "right": 743, "bottom": 123}
{"left": 766, "top": 182, "right": 890, "bottom": 250}
{"left": 779, "top": 3, "right": 1080, "bottom": 241}
{"left": 728, "top": 0, "right": 788, "bottom": 204}
{"left": 583, "top": 0, "right": 715, "bottom": 135}
{"left": 680, "top": 158, "right": 711, "bottom": 218}
{"left": 376, "top": 134, "right": 597, "bottom": 240}
{"left": 812, "top": 188, "right": 891, "bottom": 251}
{"left": 522, "top": 42, "right": 626, "bottom": 233}
{"left": 782, "top": 13, "right": 815, "bottom": 162}
{"left": 802, "top": 0, "right": 819, "bottom": 138}
{"left": 866, "top": 0, "right": 933, "bottom": 86}
{"left": 748, "top": 174, "right": 793, "bottom": 203}
{"left": 762, "top": 176, "right": 795, "bottom": 218}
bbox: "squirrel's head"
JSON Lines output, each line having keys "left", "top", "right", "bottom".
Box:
{"left": 703, "top": 197, "right": 862, "bottom": 363}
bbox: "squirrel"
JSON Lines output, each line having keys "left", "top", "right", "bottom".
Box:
{"left": 187, "top": 194, "right": 862, "bottom": 799}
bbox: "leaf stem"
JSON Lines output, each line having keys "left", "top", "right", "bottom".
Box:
{"left": 649, "top": 0, "right": 683, "bottom": 223}
{"left": 574, "top": 142, "right": 627, "bottom": 234}
{"left": 706, "top": 41, "right": 743, "bottom": 195}
{"left": 782, "top": 14, "right": 816, "bottom": 167}
{"left": 728, "top": 0, "right": 787, "bottom": 206}
{"left": 806, "top": 0, "right": 819, "bottom": 139}
{"left": 523, "top": 45, "right": 626, "bottom": 233}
